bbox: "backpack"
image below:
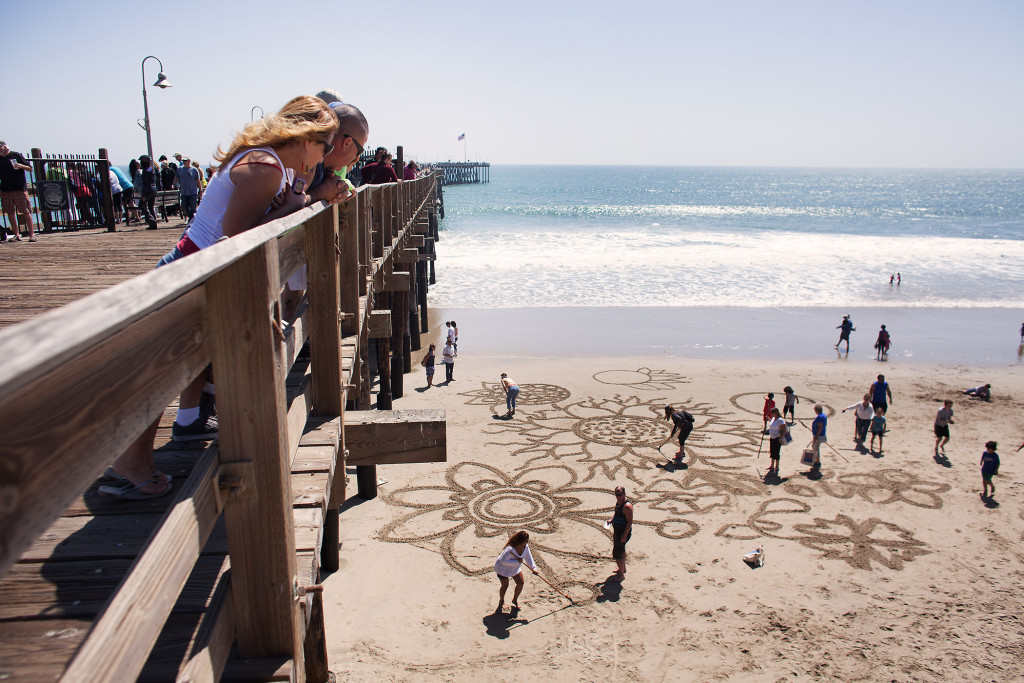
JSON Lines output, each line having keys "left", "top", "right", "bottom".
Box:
{"left": 680, "top": 411, "right": 695, "bottom": 425}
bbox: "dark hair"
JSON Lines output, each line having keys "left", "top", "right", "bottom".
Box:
{"left": 429, "top": 343, "right": 436, "bottom": 350}
{"left": 784, "top": 386, "right": 793, "bottom": 394}
{"left": 663, "top": 405, "right": 674, "bottom": 420}
{"left": 986, "top": 440, "right": 998, "bottom": 449}
{"left": 767, "top": 393, "right": 774, "bottom": 399}
{"left": 451, "top": 320, "right": 457, "bottom": 327}
{"left": 770, "top": 408, "right": 781, "bottom": 417}
{"left": 128, "top": 159, "right": 140, "bottom": 175}
{"left": 506, "top": 530, "right": 529, "bottom": 548}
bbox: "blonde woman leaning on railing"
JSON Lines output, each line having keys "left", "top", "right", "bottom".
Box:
{"left": 100, "top": 95, "right": 339, "bottom": 500}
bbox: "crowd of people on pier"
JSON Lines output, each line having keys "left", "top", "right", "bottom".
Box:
{"left": 1, "top": 91, "right": 427, "bottom": 240}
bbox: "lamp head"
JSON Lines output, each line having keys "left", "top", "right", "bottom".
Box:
{"left": 153, "top": 72, "right": 172, "bottom": 89}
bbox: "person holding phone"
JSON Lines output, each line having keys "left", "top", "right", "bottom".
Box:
{"left": 101, "top": 96, "right": 338, "bottom": 501}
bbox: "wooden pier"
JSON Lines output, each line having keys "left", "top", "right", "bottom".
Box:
{"left": 435, "top": 161, "right": 490, "bottom": 185}
{"left": 0, "top": 173, "right": 446, "bottom": 681}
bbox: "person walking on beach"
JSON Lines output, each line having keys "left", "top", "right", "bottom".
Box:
{"left": 664, "top": 405, "right": 694, "bottom": 463}
{"left": 835, "top": 315, "right": 855, "bottom": 352}
{"left": 889, "top": 274, "right": 895, "bottom": 286}
{"left": 870, "top": 374, "right": 892, "bottom": 415}
{"left": 608, "top": 486, "right": 633, "bottom": 580}
{"left": 762, "top": 393, "right": 775, "bottom": 433}
{"left": 874, "top": 325, "right": 891, "bottom": 361}
{"left": 442, "top": 337, "right": 456, "bottom": 382}
{"left": 981, "top": 441, "right": 1000, "bottom": 499}
{"left": 934, "top": 399, "right": 954, "bottom": 456}
{"left": 767, "top": 407, "right": 788, "bottom": 476}
{"left": 0, "top": 140, "right": 37, "bottom": 241}
{"left": 500, "top": 373, "right": 519, "bottom": 417}
{"left": 842, "top": 394, "right": 875, "bottom": 442}
{"left": 1019, "top": 322, "right": 1023, "bottom": 344}
{"left": 782, "top": 386, "right": 799, "bottom": 424}
{"left": 420, "top": 343, "right": 436, "bottom": 387}
{"left": 869, "top": 406, "right": 886, "bottom": 454}
{"left": 493, "top": 530, "right": 539, "bottom": 618}
{"left": 810, "top": 404, "right": 827, "bottom": 471}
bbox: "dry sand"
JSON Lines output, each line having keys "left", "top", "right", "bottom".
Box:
{"left": 323, "top": 343, "right": 1024, "bottom": 681}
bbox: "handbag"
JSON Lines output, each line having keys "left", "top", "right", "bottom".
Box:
{"left": 781, "top": 429, "right": 793, "bottom": 446}
{"left": 801, "top": 448, "right": 815, "bottom": 466}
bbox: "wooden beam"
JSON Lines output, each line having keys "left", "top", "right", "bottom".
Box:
{"left": 406, "top": 235, "right": 425, "bottom": 247}
{"left": 381, "top": 271, "right": 411, "bottom": 292}
{"left": 394, "top": 248, "right": 421, "bottom": 264}
{"left": 368, "top": 310, "right": 391, "bottom": 338}
{"left": 344, "top": 409, "right": 446, "bottom": 466}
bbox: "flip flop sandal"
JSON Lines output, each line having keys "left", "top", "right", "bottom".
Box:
{"left": 104, "top": 467, "right": 172, "bottom": 484}
{"left": 98, "top": 478, "right": 173, "bottom": 500}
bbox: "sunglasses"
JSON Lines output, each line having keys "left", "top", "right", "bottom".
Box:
{"left": 320, "top": 140, "right": 335, "bottom": 157}
{"left": 343, "top": 134, "right": 364, "bottom": 157}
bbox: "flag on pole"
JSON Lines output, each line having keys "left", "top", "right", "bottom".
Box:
{"left": 458, "top": 133, "right": 466, "bottom": 141}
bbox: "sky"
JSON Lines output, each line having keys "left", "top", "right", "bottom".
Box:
{"left": 2, "top": 0, "right": 1022, "bottom": 168}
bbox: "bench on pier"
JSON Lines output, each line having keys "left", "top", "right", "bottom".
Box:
{"left": 0, "top": 173, "right": 447, "bottom": 681}
{"left": 155, "top": 189, "right": 181, "bottom": 222}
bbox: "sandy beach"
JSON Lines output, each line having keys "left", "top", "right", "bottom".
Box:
{"left": 322, "top": 322, "right": 1024, "bottom": 681}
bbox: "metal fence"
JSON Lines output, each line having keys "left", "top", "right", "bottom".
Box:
{"left": 27, "top": 148, "right": 116, "bottom": 232}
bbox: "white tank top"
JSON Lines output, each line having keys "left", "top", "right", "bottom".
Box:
{"left": 185, "top": 147, "right": 290, "bottom": 249}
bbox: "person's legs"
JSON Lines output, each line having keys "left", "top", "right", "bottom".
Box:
{"left": 878, "top": 432, "right": 883, "bottom": 453}
{"left": 107, "top": 419, "right": 170, "bottom": 495}
{"left": 509, "top": 386, "right": 518, "bottom": 414}
{"left": 172, "top": 370, "right": 217, "bottom": 441}
{"left": 511, "top": 572, "right": 525, "bottom": 606}
{"left": 677, "top": 428, "right": 690, "bottom": 457}
{"left": 2, "top": 193, "right": 21, "bottom": 239}
{"left": 497, "top": 576, "right": 509, "bottom": 608}
{"left": 15, "top": 191, "right": 34, "bottom": 239}
{"left": 446, "top": 362, "right": 454, "bottom": 382}
{"left": 811, "top": 440, "right": 821, "bottom": 468}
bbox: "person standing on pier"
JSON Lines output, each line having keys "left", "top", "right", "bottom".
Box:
{"left": 308, "top": 101, "right": 369, "bottom": 204}
{"left": 101, "top": 95, "right": 338, "bottom": 500}
{"left": 176, "top": 157, "right": 201, "bottom": 222}
{"left": 359, "top": 147, "right": 386, "bottom": 186}
{"left": 138, "top": 155, "right": 159, "bottom": 230}
{"left": 0, "top": 140, "right": 37, "bottom": 241}
{"left": 370, "top": 153, "right": 399, "bottom": 184}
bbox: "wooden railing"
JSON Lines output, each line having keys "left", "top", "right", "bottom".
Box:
{"left": 0, "top": 173, "right": 444, "bottom": 681}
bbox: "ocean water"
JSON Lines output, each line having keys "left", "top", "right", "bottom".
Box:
{"left": 431, "top": 166, "right": 1024, "bottom": 310}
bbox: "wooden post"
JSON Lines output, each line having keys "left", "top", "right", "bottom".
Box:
{"left": 98, "top": 148, "right": 115, "bottom": 232}
{"left": 375, "top": 304, "right": 392, "bottom": 410}
{"left": 306, "top": 205, "right": 344, "bottom": 417}
{"left": 339, "top": 198, "right": 359, "bottom": 338}
{"left": 409, "top": 264, "right": 421, "bottom": 352}
{"left": 358, "top": 326, "right": 371, "bottom": 410}
{"left": 418, "top": 260, "right": 429, "bottom": 331}
{"left": 303, "top": 590, "right": 330, "bottom": 683}
{"left": 205, "top": 241, "right": 303, "bottom": 670}
{"left": 388, "top": 292, "right": 403, "bottom": 400}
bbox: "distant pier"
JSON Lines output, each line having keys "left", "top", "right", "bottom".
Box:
{"left": 436, "top": 161, "right": 490, "bottom": 185}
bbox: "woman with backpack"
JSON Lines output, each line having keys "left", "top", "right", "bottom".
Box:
{"left": 664, "top": 404, "right": 695, "bottom": 463}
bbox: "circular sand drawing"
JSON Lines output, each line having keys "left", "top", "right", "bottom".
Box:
{"left": 573, "top": 415, "right": 666, "bottom": 447}
{"left": 593, "top": 367, "right": 689, "bottom": 391}
{"left": 461, "top": 382, "right": 571, "bottom": 408}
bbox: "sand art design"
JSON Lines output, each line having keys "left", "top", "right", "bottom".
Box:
{"left": 592, "top": 367, "right": 689, "bottom": 391}
{"left": 461, "top": 382, "right": 571, "bottom": 410}
{"left": 781, "top": 468, "right": 949, "bottom": 509}
{"left": 487, "top": 395, "right": 762, "bottom": 482}
{"left": 378, "top": 462, "right": 696, "bottom": 580}
{"left": 729, "top": 392, "right": 835, "bottom": 418}
{"left": 716, "top": 498, "right": 930, "bottom": 570}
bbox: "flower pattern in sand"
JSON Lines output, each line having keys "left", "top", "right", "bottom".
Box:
{"left": 592, "top": 367, "right": 689, "bottom": 391}
{"left": 485, "top": 393, "right": 761, "bottom": 483}
{"left": 378, "top": 461, "right": 696, "bottom": 578}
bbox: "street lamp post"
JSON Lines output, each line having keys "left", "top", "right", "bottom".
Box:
{"left": 137, "top": 56, "right": 172, "bottom": 161}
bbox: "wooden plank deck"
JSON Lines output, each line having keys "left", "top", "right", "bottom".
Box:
{"left": 0, "top": 225, "right": 342, "bottom": 680}
{"left": 0, "top": 220, "right": 185, "bottom": 328}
